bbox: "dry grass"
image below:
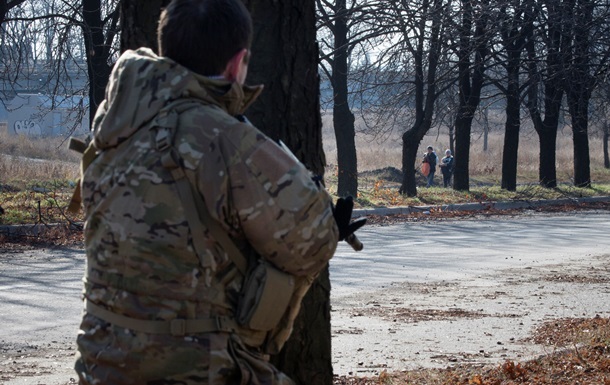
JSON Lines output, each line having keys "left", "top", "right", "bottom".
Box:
{"left": 0, "top": 130, "right": 80, "bottom": 181}
{"left": 0, "top": 130, "right": 81, "bottom": 225}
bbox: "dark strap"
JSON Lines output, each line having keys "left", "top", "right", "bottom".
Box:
{"left": 151, "top": 104, "right": 249, "bottom": 275}
{"left": 67, "top": 138, "right": 99, "bottom": 214}
{"left": 87, "top": 300, "right": 246, "bottom": 338}
{"left": 159, "top": 148, "right": 248, "bottom": 275}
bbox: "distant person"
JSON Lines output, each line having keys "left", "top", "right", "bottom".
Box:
{"left": 440, "top": 149, "right": 454, "bottom": 187}
{"left": 422, "top": 145, "right": 438, "bottom": 187}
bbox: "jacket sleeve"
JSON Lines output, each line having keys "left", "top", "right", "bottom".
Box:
{"left": 224, "top": 129, "right": 339, "bottom": 277}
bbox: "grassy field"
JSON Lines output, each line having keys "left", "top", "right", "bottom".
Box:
{"left": 0, "top": 124, "right": 609, "bottom": 225}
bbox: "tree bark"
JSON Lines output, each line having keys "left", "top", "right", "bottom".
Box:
{"left": 538, "top": 125, "right": 558, "bottom": 186}
{"left": 565, "top": 0, "right": 592, "bottom": 188}
{"left": 400, "top": 130, "right": 422, "bottom": 196}
{"left": 332, "top": 0, "right": 358, "bottom": 198}
{"left": 497, "top": 0, "right": 532, "bottom": 192}
{"left": 243, "top": 1, "right": 331, "bottom": 384}
{"left": 603, "top": 122, "right": 610, "bottom": 168}
{"left": 81, "top": 0, "right": 117, "bottom": 126}
{"left": 452, "top": 0, "right": 488, "bottom": 192}
{"left": 501, "top": 56, "right": 521, "bottom": 191}
{"left": 524, "top": 3, "right": 563, "bottom": 189}
{"left": 120, "top": 0, "right": 170, "bottom": 52}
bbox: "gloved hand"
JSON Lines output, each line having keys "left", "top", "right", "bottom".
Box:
{"left": 333, "top": 196, "right": 367, "bottom": 241}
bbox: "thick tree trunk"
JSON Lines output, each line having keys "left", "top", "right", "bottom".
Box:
{"left": 523, "top": 1, "right": 564, "bottom": 189}
{"left": 501, "top": 61, "right": 521, "bottom": 191}
{"left": 564, "top": 0, "right": 592, "bottom": 188}
{"left": 572, "top": 126, "right": 591, "bottom": 187}
{"left": 334, "top": 103, "right": 357, "bottom": 197}
{"left": 399, "top": 131, "right": 421, "bottom": 197}
{"left": 82, "top": 0, "right": 114, "bottom": 126}
{"left": 120, "top": 0, "right": 170, "bottom": 52}
{"left": 243, "top": 1, "right": 331, "bottom": 384}
{"left": 332, "top": 0, "right": 358, "bottom": 198}
{"left": 453, "top": 112, "right": 474, "bottom": 191}
{"left": 537, "top": 126, "right": 558, "bottom": 187}
{"left": 452, "top": 0, "right": 487, "bottom": 192}
{"left": 243, "top": 1, "right": 325, "bottom": 174}
{"left": 568, "top": 101, "right": 591, "bottom": 187}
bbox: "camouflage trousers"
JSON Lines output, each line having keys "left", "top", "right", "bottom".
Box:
{"left": 75, "top": 313, "right": 295, "bottom": 385}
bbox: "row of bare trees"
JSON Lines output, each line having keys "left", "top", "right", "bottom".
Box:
{"left": 4, "top": 0, "right": 609, "bottom": 196}
{"left": 318, "top": 0, "right": 610, "bottom": 197}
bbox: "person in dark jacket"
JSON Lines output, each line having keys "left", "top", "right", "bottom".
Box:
{"left": 439, "top": 149, "right": 454, "bottom": 187}
{"left": 422, "top": 146, "right": 438, "bottom": 187}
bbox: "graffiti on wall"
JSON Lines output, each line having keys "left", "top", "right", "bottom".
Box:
{"left": 14, "top": 120, "right": 43, "bottom": 136}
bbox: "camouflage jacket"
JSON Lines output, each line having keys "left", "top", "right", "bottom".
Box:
{"left": 77, "top": 48, "right": 338, "bottom": 383}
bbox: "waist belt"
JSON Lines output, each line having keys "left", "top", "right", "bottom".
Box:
{"left": 86, "top": 300, "right": 266, "bottom": 347}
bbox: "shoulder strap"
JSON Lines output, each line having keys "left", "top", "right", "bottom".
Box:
{"left": 67, "top": 137, "right": 98, "bottom": 214}
{"left": 153, "top": 104, "right": 249, "bottom": 275}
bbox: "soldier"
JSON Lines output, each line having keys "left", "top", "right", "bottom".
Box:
{"left": 74, "top": 0, "right": 364, "bottom": 384}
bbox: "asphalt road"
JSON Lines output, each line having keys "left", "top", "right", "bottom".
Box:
{"left": 0, "top": 210, "right": 609, "bottom": 383}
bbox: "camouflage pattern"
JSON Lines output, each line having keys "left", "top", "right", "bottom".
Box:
{"left": 75, "top": 48, "right": 338, "bottom": 384}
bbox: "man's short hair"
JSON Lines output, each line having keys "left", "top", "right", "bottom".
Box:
{"left": 158, "top": 0, "right": 252, "bottom": 76}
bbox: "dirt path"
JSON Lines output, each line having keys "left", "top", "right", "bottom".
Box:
{"left": 330, "top": 254, "right": 610, "bottom": 376}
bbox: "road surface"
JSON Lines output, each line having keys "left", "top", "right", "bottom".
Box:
{"left": 1, "top": 210, "right": 609, "bottom": 383}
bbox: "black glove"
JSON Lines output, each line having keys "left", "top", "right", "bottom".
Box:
{"left": 333, "top": 196, "right": 367, "bottom": 241}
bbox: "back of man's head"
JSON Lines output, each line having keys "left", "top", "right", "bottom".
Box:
{"left": 158, "top": 0, "right": 252, "bottom": 76}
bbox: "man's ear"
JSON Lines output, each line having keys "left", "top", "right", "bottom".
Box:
{"left": 222, "top": 48, "right": 248, "bottom": 82}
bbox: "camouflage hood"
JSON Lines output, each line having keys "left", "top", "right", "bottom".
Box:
{"left": 91, "top": 47, "right": 263, "bottom": 150}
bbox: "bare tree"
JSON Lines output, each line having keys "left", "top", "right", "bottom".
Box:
{"left": 352, "top": 0, "right": 451, "bottom": 196}
{"left": 317, "top": 0, "right": 390, "bottom": 198}
{"left": 523, "top": 0, "right": 570, "bottom": 188}
{"left": 451, "top": 0, "right": 491, "bottom": 191}
{"left": 82, "top": 0, "right": 119, "bottom": 125}
{"left": 318, "top": 0, "right": 358, "bottom": 197}
{"left": 562, "top": 0, "right": 610, "bottom": 186}
{"left": 2, "top": 1, "right": 92, "bottom": 134}
{"left": 399, "top": 0, "right": 451, "bottom": 195}
{"left": 487, "top": 0, "right": 535, "bottom": 191}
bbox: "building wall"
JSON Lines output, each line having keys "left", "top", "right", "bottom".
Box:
{"left": 6, "top": 94, "right": 89, "bottom": 137}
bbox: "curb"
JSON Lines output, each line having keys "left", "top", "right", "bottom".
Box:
{"left": 352, "top": 195, "right": 610, "bottom": 217}
{"left": 0, "top": 222, "right": 82, "bottom": 237}
{"left": 1, "top": 196, "right": 609, "bottom": 238}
